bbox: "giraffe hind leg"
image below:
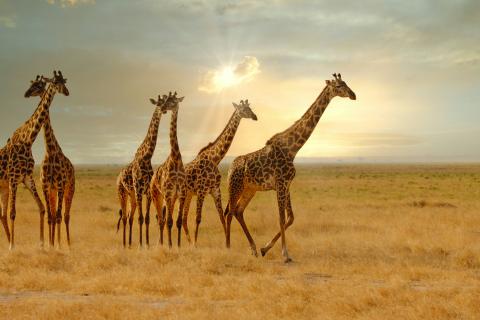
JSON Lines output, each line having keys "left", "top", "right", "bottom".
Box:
{"left": 181, "top": 191, "right": 193, "bottom": 244}
{"left": 0, "top": 189, "right": 10, "bottom": 243}
{"left": 232, "top": 188, "right": 257, "bottom": 257}
{"left": 24, "top": 175, "right": 46, "bottom": 247}
{"left": 8, "top": 181, "right": 18, "bottom": 250}
{"left": 64, "top": 181, "right": 75, "bottom": 247}
{"left": 117, "top": 183, "right": 128, "bottom": 247}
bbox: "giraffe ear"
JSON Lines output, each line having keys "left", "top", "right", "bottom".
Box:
{"left": 232, "top": 102, "right": 239, "bottom": 109}
{"left": 325, "top": 80, "right": 331, "bottom": 85}
{"left": 177, "top": 96, "right": 184, "bottom": 102}
{"left": 149, "top": 98, "right": 157, "bottom": 105}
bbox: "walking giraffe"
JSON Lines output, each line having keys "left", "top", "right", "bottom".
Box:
{"left": 150, "top": 92, "right": 185, "bottom": 248}
{"left": 0, "top": 71, "right": 69, "bottom": 249}
{"left": 24, "top": 73, "right": 75, "bottom": 248}
{"left": 116, "top": 93, "right": 177, "bottom": 247}
{"left": 181, "top": 99, "right": 257, "bottom": 245}
{"left": 224, "top": 73, "right": 356, "bottom": 262}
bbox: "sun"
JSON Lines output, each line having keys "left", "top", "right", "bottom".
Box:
{"left": 214, "top": 66, "right": 238, "bottom": 89}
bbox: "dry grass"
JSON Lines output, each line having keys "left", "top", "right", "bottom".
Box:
{"left": 1, "top": 164, "right": 480, "bottom": 319}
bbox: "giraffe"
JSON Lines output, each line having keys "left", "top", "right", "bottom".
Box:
{"left": 150, "top": 92, "right": 186, "bottom": 248}
{"left": 0, "top": 70, "right": 69, "bottom": 249}
{"left": 181, "top": 99, "right": 257, "bottom": 245}
{"left": 116, "top": 93, "right": 178, "bottom": 248}
{"left": 224, "top": 73, "right": 356, "bottom": 262}
{"left": 24, "top": 73, "right": 75, "bottom": 248}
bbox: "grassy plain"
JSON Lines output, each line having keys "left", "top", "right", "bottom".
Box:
{"left": 0, "top": 164, "right": 479, "bottom": 319}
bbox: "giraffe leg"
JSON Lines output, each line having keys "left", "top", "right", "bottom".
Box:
{"left": 225, "top": 170, "right": 245, "bottom": 249}
{"left": 64, "top": 181, "right": 74, "bottom": 247}
{"left": 176, "top": 192, "right": 186, "bottom": 247}
{"left": 44, "top": 188, "right": 55, "bottom": 247}
{"left": 232, "top": 189, "right": 257, "bottom": 256}
{"left": 55, "top": 187, "right": 65, "bottom": 249}
{"left": 0, "top": 189, "right": 10, "bottom": 243}
{"left": 145, "top": 190, "right": 152, "bottom": 248}
{"left": 151, "top": 185, "right": 164, "bottom": 245}
{"left": 181, "top": 191, "right": 193, "bottom": 244}
{"left": 135, "top": 192, "right": 144, "bottom": 247}
{"left": 166, "top": 196, "right": 175, "bottom": 248}
{"left": 117, "top": 184, "right": 128, "bottom": 247}
{"left": 193, "top": 193, "right": 205, "bottom": 246}
{"left": 24, "top": 176, "right": 46, "bottom": 247}
{"left": 275, "top": 183, "right": 292, "bottom": 263}
{"left": 261, "top": 192, "right": 294, "bottom": 257}
{"left": 8, "top": 181, "right": 18, "bottom": 250}
{"left": 50, "top": 190, "right": 58, "bottom": 248}
{"left": 211, "top": 187, "right": 226, "bottom": 237}
{"left": 128, "top": 192, "right": 137, "bottom": 248}
{"left": 225, "top": 207, "right": 233, "bottom": 248}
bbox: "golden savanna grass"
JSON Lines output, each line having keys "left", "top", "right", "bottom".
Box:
{"left": 1, "top": 164, "right": 479, "bottom": 319}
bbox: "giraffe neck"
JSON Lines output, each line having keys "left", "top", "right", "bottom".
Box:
{"left": 43, "top": 109, "right": 62, "bottom": 155}
{"left": 135, "top": 107, "right": 162, "bottom": 161}
{"left": 168, "top": 108, "right": 181, "bottom": 160}
{"left": 18, "top": 84, "right": 57, "bottom": 146}
{"left": 267, "top": 86, "right": 334, "bottom": 158}
{"left": 198, "top": 112, "right": 241, "bottom": 165}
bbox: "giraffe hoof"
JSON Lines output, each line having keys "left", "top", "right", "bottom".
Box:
{"left": 284, "top": 257, "right": 293, "bottom": 264}
{"left": 251, "top": 249, "right": 258, "bottom": 257}
{"left": 260, "top": 247, "right": 267, "bottom": 257}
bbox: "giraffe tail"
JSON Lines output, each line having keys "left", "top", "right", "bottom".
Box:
{"left": 116, "top": 209, "right": 122, "bottom": 233}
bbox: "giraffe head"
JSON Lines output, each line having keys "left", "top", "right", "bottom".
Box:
{"left": 164, "top": 91, "right": 184, "bottom": 111}
{"left": 232, "top": 99, "right": 257, "bottom": 120}
{"left": 325, "top": 73, "right": 356, "bottom": 100}
{"left": 24, "top": 75, "right": 47, "bottom": 98}
{"left": 43, "top": 70, "right": 70, "bottom": 96}
{"left": 149, "top": 91, "right": 184, "bottom": 113}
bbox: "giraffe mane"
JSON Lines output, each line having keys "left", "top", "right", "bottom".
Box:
{"left": 196, "top": 111, "right": 239, "bottom": 156}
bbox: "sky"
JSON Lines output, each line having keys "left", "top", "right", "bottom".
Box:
{"left": 0, "top": 0, "right": 479, "bottom": 164}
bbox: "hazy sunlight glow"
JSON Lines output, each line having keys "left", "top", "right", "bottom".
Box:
{"left": 215, "top": 66, "right": 238, "bottom": 89}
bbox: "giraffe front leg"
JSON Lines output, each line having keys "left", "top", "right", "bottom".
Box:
{"left": 117, "top": 184, "right": 128, "bottom": 248}
{"left": 176, "top": 193, "right": 186, "bottom": 247}
{"left": 193, "top": 193, "right": 205, "bottom": 246}
{"left": 24, "top": 176, "right": 46, "bottom": 248}
{"left": 275, "top": 183, "right": 292, "bottom": 263}
{"left": 261, "top": 192, "right": 294, "bottom": 257}
{"left": 8, "top": 181, "right": 18, "bottom": 250}
{"left": 145, "top": 190, "right": 152, "bottom": 248}
{"left": 225, "top": 206, "right": 233, "bottom": 249}
{"left": 166, "top": 197, "right": 175, "bottom": 248}
{"left": 55, "top": 188, "right": 65, "bottom": 249}
{"left": 128, "top": 193, "right": 137, "bottom": 248}
{"left": 44, "top": 189, "right": 53, "bottom": 248}
{"left": 50, "top": 191, "right": 59, "bottom": 248}
{"left": 135, "top": 193, "right": 144, "bottom": 248}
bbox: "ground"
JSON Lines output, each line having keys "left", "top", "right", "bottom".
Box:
{"left": 0, "top": 164, "right": 479, "bottom": 319}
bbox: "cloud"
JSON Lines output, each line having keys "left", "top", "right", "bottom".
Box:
{"left": 0, "top": 16, "right": 16, "bottom": 28}
{"left": 46, "top": 0, "right": 95, "bottom": 7}
{"left": 199, "top": 56, "right": 260, "bottom": 93}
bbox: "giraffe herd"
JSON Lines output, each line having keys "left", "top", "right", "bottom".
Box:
{"left": 0, "top": 71, "right": 356, "bottom": 263}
